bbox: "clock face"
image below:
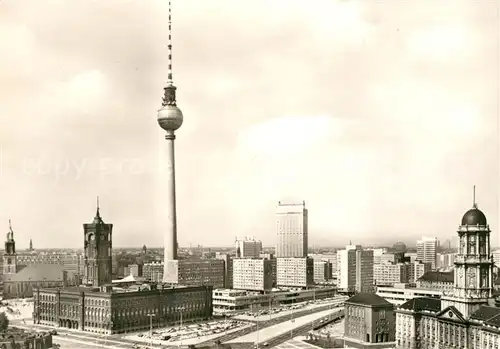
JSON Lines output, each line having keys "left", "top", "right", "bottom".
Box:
{"left": 89, "top": 234, "right": 95, "bottom": 241}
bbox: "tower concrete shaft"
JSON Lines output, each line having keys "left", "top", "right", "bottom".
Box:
{"left": 163, "top": 130, "right": 178, "bottom": 262}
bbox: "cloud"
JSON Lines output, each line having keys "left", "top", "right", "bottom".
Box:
{"left": 0, "top": 0, "right": 497, "bottom": 248}
{"left": 407, "top": 25, "right": 478, "bottom": 63}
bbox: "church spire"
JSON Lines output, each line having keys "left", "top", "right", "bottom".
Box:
{"left": 162, "top": 0, "right": 177, "bottom": 107}
{"left": 7, "top": 219, "right": 13, "bottom": 241}
{"left": 96, "top": 196, "right": 101, "bottom": 217}
{"left": 92, "top": 196, "right": 104, "bottom": 224}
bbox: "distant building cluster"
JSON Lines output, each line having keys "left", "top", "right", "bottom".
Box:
{"left": 0, "top": 221, "right": 82, "bottom": 299}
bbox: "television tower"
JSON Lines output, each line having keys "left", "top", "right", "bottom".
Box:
{"left": 157, "top": 0, "right": 183, "bottom": 282}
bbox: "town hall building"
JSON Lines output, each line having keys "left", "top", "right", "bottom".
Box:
{"left": 395, "top": 190, "right": 500, "bottom": 349}
{"left": 32, "top": 204, "right": 213, "bottom": 334}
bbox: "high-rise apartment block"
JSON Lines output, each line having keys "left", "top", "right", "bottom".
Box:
{"left": 374, "top": 263, "right": 410, "bottom": 286}
{"left": 124, "top": 264, "right": 143, "bottom": 277}
{"left": 235, "top": 238, "right": 262, "bottom": 258}
{"left": 313, "top": 260, "right": 333, "bottom": 283}
{"left": 143, "top": 262, "right": 164, "bottom": 283}
{"left": 215, "top": 253, "right": 233, "bottom": 288}
{"left": 232, "top": 258, "right": 275, "bottom": 291}
{"left": 409, "top": 260, "right": 431, "bottom": 282}
{"left": 416, "top": 236, "right": 438, "bottom": 269}
{"left": 276, "top": 201, "right": 308, "bottom": 258}
{"left": 337, "top": 245, "right": 374, "bottom": 293}
{"left": 436, "top": 252, "right": 455, "bottom": 270}
{"left": 276, "top": 257, "right": 314, "bottom": 288}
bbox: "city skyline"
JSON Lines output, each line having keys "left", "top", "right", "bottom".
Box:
{"left": 0, "top": 0, "right": 498, "bottom": 248}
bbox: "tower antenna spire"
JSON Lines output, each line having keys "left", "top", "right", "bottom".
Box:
{"left": 162, "top": 1, "right": 177, "bottom": 107}
{"left": 473, "top": 185, "right": 477, "bottom": 208}
{"left": 167, "top": 0, "right": 174, "bottom": 84}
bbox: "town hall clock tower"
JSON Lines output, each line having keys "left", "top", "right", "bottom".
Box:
{"left": 441, "top": 187, "right": 494, "bottom": 319}
{"left": 83, "top": 199, "right": 113, "bottom": 287}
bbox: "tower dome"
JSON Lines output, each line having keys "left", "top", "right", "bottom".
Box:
{"left": 461, "top": 207, "right": 487, "bottom": 226}
{"left": 461, "top": 185, "right": 487, "bottom": 226}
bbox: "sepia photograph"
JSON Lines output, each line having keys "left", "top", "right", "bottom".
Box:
{"left": 0, "top": 0, "right": 498, "bottom": 348}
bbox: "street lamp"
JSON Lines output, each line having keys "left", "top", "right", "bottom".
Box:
{"left": 147, "top": 313, "right": 156, "bottom": 349}
{"left": 224, "top": 313, "right": 228, "bottom": 336}
{"left": 290, "top": 299, "right": 295, "bottom": 340}
{"left": 178, "top": 306, "right": 185, "bottom": 348}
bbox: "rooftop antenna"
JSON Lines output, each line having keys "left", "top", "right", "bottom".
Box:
{"left": 473, "top": 185, "right": 477, "bottom": 208}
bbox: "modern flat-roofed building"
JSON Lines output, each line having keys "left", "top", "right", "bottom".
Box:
{"left": 215, "top": 253, "right": 233, "bottom": 289}
{"left": 416, "top": 236, "right": 438, "bottom": 270}
{"left": 337, "top": 245, "right": 374, "bottom": 293}
{"left": 313, "top": 260, "right": 332, "bottom": 283}
{"left": 235, "top": 238, "right": 262, "bottom": 258}
{"left": 376, "top": 283, "right": 443, "bottom": 306}
{"left": 212, "top": 287, "right": 339, "bottom": 313}
{"left": 233, "top": 258, "right": 275, "bottom": 292}
{"left": 374, "top": 263, "right": 410, "bottom": 286}
{"left": 142, "top": 259, "right": 225, "bottom": 288}
{"left": 276, "top": 257, "right": 313, "bottom": 288}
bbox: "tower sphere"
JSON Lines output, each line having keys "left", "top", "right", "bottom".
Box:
{"left": 157, "top": 105, "right": 183, "bottom": 131}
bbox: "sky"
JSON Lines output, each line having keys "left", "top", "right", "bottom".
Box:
{"left": 0, "top": 0, "right": 498, "bottom": 249}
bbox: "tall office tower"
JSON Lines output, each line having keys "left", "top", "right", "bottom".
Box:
{"left": 235, "top": 237, "right": 262, "bottom": 258}
{"left": 276, "top": 201, "right": 308, "bottom": 257}
{"left": 157, "top": 1, "right": 184, "bottom": 283}
{"left": 416, "top": 236, "right": 438, "bottom": 269}
{"left": 337, "top": 244, "right": 374, "bottom": 293}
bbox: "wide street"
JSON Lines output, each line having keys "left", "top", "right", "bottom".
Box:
{"left": 10, "top": 302, "right": 344, "bottom": 349}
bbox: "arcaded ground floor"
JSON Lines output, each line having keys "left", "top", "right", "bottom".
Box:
{"left": 38, "top": 315, "right": 210, "bottom": 335}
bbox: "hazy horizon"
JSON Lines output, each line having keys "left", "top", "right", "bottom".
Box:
{"left": 0, "top": 0, "right": 498, "bottom": 249}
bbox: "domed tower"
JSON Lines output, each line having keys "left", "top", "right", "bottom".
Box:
{"left": 441, "top": 186, "right": 494, "bottom": 318}
{"left": 158, "top": 1, "right": 182, "bottom": 283}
